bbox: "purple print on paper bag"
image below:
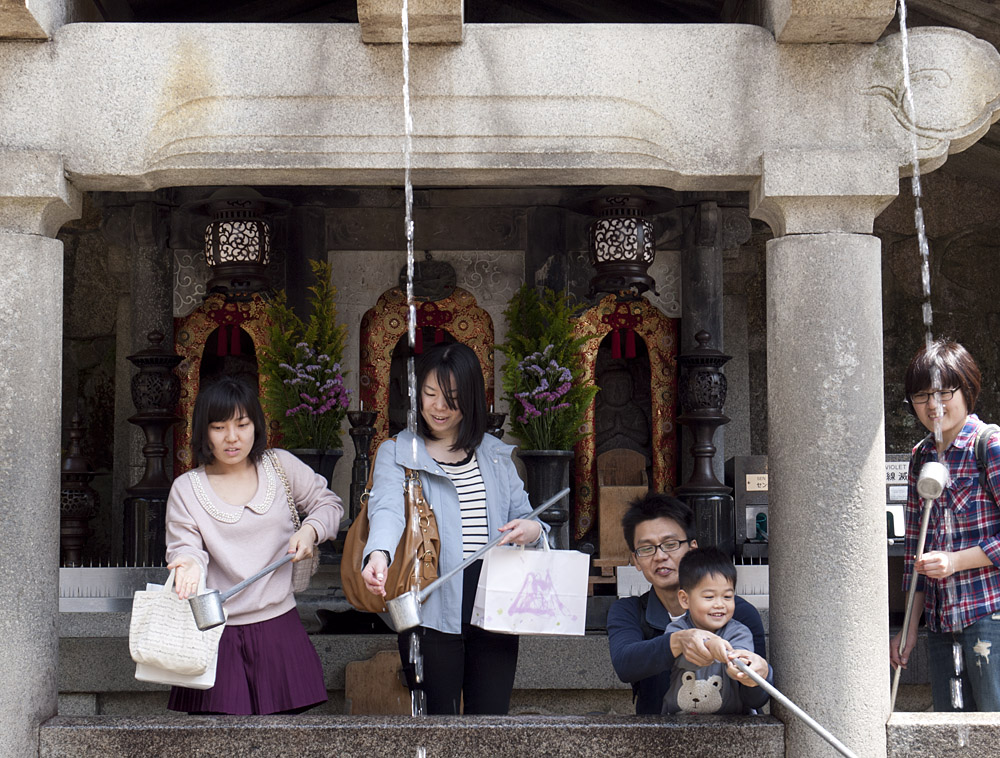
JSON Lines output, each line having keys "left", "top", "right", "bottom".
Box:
{"left": 508, "top": 571, "right": 578, "bottom": 620}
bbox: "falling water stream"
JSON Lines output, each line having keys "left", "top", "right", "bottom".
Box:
{"left": 898, "top": 0, "right": 965, "bottom": 713}
{"left": 400, "top": 0, "right": 428, "bottom": 718}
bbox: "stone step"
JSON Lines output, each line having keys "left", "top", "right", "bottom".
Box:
{"left": 40, "top": 715, "right": 785, "bottom": 758}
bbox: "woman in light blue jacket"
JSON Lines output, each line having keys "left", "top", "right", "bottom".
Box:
{"left": 361, "top": 341, "right": 546, "bottom": 714}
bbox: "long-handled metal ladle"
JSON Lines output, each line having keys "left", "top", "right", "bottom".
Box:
{"left": 728, "top": 656, "right": 858, "bottom": 758}
{"left": 889, "top": 460, "right": 948, "bottom": 714}
{"left": 189, "top": 552, "right": 295, "bottom": 631}
{"left": 384, "top": 487, "right": 571, "bottom": 632}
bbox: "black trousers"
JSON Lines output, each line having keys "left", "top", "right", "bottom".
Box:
{"left": 396, "top": 560, "right": 519, "bottom": 714}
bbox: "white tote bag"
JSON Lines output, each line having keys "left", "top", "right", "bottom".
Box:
{"left": 135, "top": 654, "right": 219, "bottom": 690}
{"left": 129, "top": 570, "right": 225, "bottom": 682}
{"left": 471, "top": 541, "right": 589, "bottom": 636}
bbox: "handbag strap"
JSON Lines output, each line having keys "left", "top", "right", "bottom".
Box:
{"left": 360, "top": 438, "right": 426, "bottom": 516}
{"left": 268, "top": 449, "right": 301, "bottom": 531}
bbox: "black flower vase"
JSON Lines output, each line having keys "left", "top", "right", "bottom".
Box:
{"left": 288, "top": 448, "right": 345, "bottom": 566}
{"left": 517, "top": 449, "right": 574, "bottom": 549}
{"left": 287, "top": 448, "right": 344, "bottom": 491}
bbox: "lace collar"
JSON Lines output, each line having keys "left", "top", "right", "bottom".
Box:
{"left": 189, "top": 454, "right": 277, "bottom": 524}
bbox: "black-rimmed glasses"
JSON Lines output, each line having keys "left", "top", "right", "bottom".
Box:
{"left": 633, "top": 539, "right": 691, "bottom": 558}
{"left": 908, "top": 388, "right": 958, "bottom": 405}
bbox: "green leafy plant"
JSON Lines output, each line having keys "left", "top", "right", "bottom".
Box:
{"left": 498, "top": 285, "right": 598, "bottom": 450}
{"left": 259, "top": 259, "right": 351, "bottom": 450}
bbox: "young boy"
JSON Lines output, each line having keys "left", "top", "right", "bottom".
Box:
{"left": 661, "top": 547, "right": 771, "bottom": 715}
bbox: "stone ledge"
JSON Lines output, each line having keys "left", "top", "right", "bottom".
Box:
{"left": 60, "top": 633, "right": 630, "bottom": 693}
{"left": 888, "top": 712, "right": 1000, "bottom": 757}
{"left": 39, "top": 715, "right": 784, "bottom": 758}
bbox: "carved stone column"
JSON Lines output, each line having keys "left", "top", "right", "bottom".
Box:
{"left": 0, "top": 150, "right": 80, "bottom": 758}
{"left": 347, "top": 408, "right": 378, "bottom": 522}
{"left": 60, "top": 412, "right": 100, "bottom": 566}
{"left": 676, "top": 331, "right": 735, "bottom": 555}
{"left": 751, "top": 150, "right": 896, "bottom": 758}
{"left": 124, "top": 331, "right": 182, "bottom": 566}
{"left": 680, "top": 201, "right": 750, "bottom": 483}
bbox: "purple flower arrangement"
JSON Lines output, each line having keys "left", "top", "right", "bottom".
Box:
{"left": 513, "top": 345, "right": 576, "bottom": 449}
{"left": 274, "top": 342, "right": 352, "bottom": 449}
{"left": 500, "top": 285, "right": 598, "bottom": 451}
{"left": 260, "top": 260, "right": 351, "bottom": 451}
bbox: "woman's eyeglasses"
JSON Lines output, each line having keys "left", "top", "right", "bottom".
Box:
{"left": 908, "top": 388, "right": 958, "bottom": 405}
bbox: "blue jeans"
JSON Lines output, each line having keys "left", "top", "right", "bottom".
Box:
{"left": 928, "top": 613, "right": 1000, "bottom": 711}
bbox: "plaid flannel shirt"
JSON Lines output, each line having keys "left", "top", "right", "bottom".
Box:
{"left": 904, "top": 414, "right": 1000, "bottom": 633}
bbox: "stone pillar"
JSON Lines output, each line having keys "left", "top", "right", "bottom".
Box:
{"left": 0, "top": 151, "right": 81, "bottom": 758}
{"left": 752, "top": 150, "right": 896, "bottom": 758}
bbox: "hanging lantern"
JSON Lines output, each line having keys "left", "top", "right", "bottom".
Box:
{"left": 588, "top": 194, "right": 658, "bottom": 299}
{"left": 186, "top": 187, "right": 289, "bottom": 300}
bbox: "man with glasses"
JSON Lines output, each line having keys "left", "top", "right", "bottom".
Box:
{"left": 606, "top": 493, "right": 769, "bottom": 714}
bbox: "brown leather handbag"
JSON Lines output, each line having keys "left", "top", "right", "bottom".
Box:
{"left": 341, "top": 442, "right": 441, "bottom": 613}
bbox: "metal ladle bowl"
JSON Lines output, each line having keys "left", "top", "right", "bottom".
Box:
{"left": 189, "top": 553, "right": 295, "bottom": 631}
{"left": 384, "top": 487, "right": 570, "bottom": 632}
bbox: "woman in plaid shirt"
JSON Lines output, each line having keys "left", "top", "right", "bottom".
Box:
{"left": 890, "top": 340, "right": 1000, "bottom": 711}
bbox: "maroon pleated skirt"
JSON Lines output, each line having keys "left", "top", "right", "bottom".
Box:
{"left": 167, "top": 608, "right": 327, "bottom": 715}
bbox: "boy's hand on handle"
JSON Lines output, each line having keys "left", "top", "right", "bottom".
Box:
{"left": 289, "top": 524, "right": 318, "bottom": 562}
{"left": 167, "top": 555, "right": 201, "bottom": 600}
{"left": 362, "top": 551, "right": 389, "bottom": 597}
{"left": 670, "top": 628, "right": 723, "bottom": 667}
{"left": 890, "top": 624, "right": 920, "bottom": 670}
{"left": 704, "top": 635, "right": 734, "bottom": 664}
{"left": 497, "top": 518, "right": 543, "bottom": 546}
{"left": 726, "top": 650, "right": 767, "bottom": 686}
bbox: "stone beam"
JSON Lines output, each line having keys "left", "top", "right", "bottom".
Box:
{"left": 0, "top": 24, "right": 996, "bottom": 191}
{"left": 0, "top": 0, "right": 101, "bottom": 40}
{"left": 357, "top": 0, "right": 463, "bottom": 44}
{"left": 762, "top": 0, "right": 896, "bottom": 43}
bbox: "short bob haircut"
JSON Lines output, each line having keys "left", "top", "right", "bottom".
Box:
{"left": 190, "top": 375, "right": 268, "bottom": 467}
{"left": 678, "top": 547, "right": 737, "bottom": 593}
{"left": 415, "top": 341, "right": 487, "bottom": 453}
{"left": 904, "top": 339, "right": 981, "bottom": 414}
{"left": 620, "top": 493, "right": 697, "bottom": 552}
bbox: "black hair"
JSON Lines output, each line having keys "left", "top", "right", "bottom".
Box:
{"left": 904, "top": 339, "right": 981, "bottom": 414}
{"left": 620, "top": 492, "right": 696, "bottom": 552}
{"left": 190, "top": 375, "right": 268, "bottom": 467}
{"left": 415, "top": 341, "right": 487, "bottom": 453}
{"left": 678, "top": 547, "right": 737, "bottom": 592}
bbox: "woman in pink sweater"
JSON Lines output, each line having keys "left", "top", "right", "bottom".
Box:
{"left": 165, "top": 376, "right": 343, "bottom": 714}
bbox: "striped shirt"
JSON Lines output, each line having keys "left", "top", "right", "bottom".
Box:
{"left": 904, "top": 414, "right": 1000, "bottom": 632}
{"left": 437, "top": 452, "right": 489, "bottom": 557}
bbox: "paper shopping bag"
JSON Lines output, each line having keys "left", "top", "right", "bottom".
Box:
{"left": 470, "top": 543, "right": 589, "bottom": 636}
